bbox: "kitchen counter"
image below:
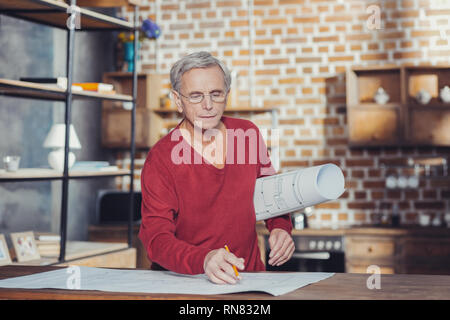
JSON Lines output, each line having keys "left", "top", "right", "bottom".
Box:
{"left": 256, "top": 222, "right": 450, "bottom": 237}
{"left": 256, "top": 223, "right": 450, "bottom": 275}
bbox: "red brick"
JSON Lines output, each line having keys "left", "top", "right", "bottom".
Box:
{"left": 217, "top": 1, "right": 242, "bottom": 7}
{"left": 361, "top": 53, "right": 389, "bottom": 61}
{"left": 230, "top": 20, "right": 248, "bottom": 27}
{"left": 262, "top": 18, "right": 289, "bottom": 25}
{"left": 324, "top": 15, "right": 353, "bottom": 22}
{"left": 354, "top": 191, "right": 367, "bottom": 199}
{"left": 354, "top": 213, "right": 367, "bottom": 222}
{"left": 294, "top": 139, "right": 321, "bottom": 146}
{"left": 347, "top": 202, "right": 376, "bottom": 210}
{"left": 280, "top": 160, "right": 309, "bottom": 167}
{"left": 278, "top": 77, "right": 304, "bottom": 84}
{"left": 363, "top": 181, "right": 385, "bottom": 188}
{"left": 316, "top": 202, "right": 341, "bottom": 209}
{"left": 279, "top": 0, "right": 305, "bottom": 4}
{"left": 414, "top": 202, "right": 445, "bottom": 210}
{"left": 313, "top": 35, "right": 339, "bottom": 42}
{"left": 411, "top": 30, "right": 441, "bottom": 37}
{"left": 254, "top": 0, "right": 274, "bottom": 5}
{"left": 295, "top": 57, "right": 322, "bottom": 63}
{"left": 346, "top": 159, "right": 374, "bottom": 167}
{"left": 328, "top": 56, "right": 354, "bottom": 62}
{"left": 346, "top": 34, "right": 372, "bottom": 41}
{"left": 279, "top": 119, "right": 305, "bottom": 125}
{"left": 263, "top": 58, "right": 290, "bottom": 65}
{"left": 255, "top": 69, "right": 280, "bottom": 75}
{"left": 293, "top": 16, "right": 320, "bottom": 23}
{"left": 186, "top": 2, "right": 211, "bottom": 9}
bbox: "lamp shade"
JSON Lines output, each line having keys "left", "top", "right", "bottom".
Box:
{"left": 43, "top": 124, "right": 82, "bottom": 149}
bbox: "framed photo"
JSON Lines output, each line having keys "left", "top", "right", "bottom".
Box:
{"left": 0, "top": 234, "right": 12, "bottom": 266}
{"left": 10, "top": 231, "right": 41, "bottom": 262}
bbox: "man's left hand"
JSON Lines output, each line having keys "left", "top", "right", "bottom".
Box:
{"left": 268, "top": 228, "right": 295, "bottom": 266}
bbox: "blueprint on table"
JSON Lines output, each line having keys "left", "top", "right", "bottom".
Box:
{"left": 0, "top": 266, "right": 334, "bottom": 296}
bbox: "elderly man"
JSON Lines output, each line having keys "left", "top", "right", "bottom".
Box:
{"left": 139, "top": 51, "right": 294, "bottom": 284}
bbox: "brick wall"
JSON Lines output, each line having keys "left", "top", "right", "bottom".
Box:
{"left": 120, "top": 0, "right": 450, "bottom": 228}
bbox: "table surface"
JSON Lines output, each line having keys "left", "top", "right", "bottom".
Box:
{"left": 0, "top": 266, "right": 449, "bottom": 300}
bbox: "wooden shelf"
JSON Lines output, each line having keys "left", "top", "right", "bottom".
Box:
{"left": 0, "top": 168, "right": 131, "bottom": 181}
{"left": 76, "top": 0, "right": 141, "bottom": 7}
{"left": 0, "top": 0, "right": 134, "bottom": 30}
{"left": 0, "top": 79, "right": 133, "bottom": 102}
{"left": 409, "top": 103, "right": 450, "bottom": 109}
{"left": 10, "top": 241, "right": 129, "bottom": 266}
{"left": 347, "top": 64, "right": 450, "bottom": 147}
{"left": 350, "top": 102, "right": 402, "bottom": 109}
{"left": 152, "top": 106, "right": 275, "bottom": 114}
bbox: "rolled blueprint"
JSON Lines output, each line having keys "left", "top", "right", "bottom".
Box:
{"left": 254, "top": 163, "right": 345, "bottom": 221}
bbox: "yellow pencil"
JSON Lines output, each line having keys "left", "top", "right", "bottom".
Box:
{"left": 224, "top": 245, "right": 240, "bottom": 278}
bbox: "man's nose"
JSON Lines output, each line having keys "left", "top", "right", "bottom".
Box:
{"left": 201, "top": 95, "right": 214, "bottom": 110}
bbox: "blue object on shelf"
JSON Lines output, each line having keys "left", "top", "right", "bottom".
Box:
{"left": 142, "top": 18, "right": 161, "bottom": 39}
{"left": 124, "top": 41, "right": 135, "bottom": 72}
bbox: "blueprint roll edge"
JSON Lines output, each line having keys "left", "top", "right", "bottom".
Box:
{"left": 254, "top": 164, "right": 345, "bottom": 221}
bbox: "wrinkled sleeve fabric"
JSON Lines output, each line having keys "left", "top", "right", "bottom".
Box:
{"left": 139, "top": 151, "right": 211, "bottom": 275}
{"left": 254, "top": 124, "right": 293, "bottom": 234}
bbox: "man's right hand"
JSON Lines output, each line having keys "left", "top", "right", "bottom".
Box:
{"left": 203, "top": 248, "right": 245, "bottom": 284}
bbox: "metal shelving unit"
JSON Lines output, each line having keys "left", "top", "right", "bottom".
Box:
{"left": 0, "top": 0, "right": 139, "bottom": 264}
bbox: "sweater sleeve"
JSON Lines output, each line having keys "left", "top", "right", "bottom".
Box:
{"left": 139, "top": 151, "right": 211, "bottom": 275}
{"left": 254, "top": 124, "right": 293, "bottom": 234}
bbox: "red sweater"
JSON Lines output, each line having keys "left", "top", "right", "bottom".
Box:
{"left": 139, "top": 116, "right": 292, "bottom": 275}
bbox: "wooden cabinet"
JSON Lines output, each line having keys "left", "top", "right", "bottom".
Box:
{"left": 404, "top": 66, "right": 450, "bottom": 146}
{"left": 88, "top": 224, "right": 150, "bottom": 269}
{"left": 346, "top": 66, "right": 403, "bottom": 146}
{"left": 101, "top": 72, "right": 164, "bottom": 148}
{"left": 102, "top": 108, "right": 164, "bottom": 148}
{"left": 346, "top": 65, "right": 450, "bottom": 147}
{"left": 347, "top": 108, "right": 400, "bottom": 145}
{"left": 345, "top": 228, "right": 450, "bottom": 275}
{"left": 409, "top": 109, "right": 450, "bottom": 145}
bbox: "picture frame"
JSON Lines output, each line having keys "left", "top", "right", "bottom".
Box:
{"left": 0, "top": 234, "right": 12, "bottom": 266}
{"left": 10, "top": 231, "right": 41, "bottom": 262}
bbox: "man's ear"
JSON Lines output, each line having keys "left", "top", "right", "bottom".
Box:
{"left": 171, "top": 90, "right": 183, "bottom": 114}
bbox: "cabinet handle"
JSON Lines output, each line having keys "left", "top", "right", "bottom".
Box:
{"left": 367, "top": 246, "right": 373, "bottom": 253}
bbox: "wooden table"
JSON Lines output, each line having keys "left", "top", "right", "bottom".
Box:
{"left": 0, "top": 265, "right": 449, "bottom": 300}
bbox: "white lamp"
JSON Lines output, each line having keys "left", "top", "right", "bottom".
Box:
{"left": 43, "top": 124, "right": 82, "bottom": 171}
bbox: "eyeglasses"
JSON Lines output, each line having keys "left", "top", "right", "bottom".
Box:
{"left": 178, "top": 90, "right": 228, "bottom": 104}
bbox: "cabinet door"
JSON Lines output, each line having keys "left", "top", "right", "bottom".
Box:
{"left": 101, "top": 109, "right": 151, "bottom": 148}
{"left": 345, "top": 263, "right": 395, "bottom": 274}
{"left": 402, "top": 237, "right": 450, "bottom": 275}
{"left": 409, "top": 109, "right": 450, "bottom": 146}
{"left": 345, "top": 236, "right": 396, "bottom": 259}
{"left": 345, "top": 235, "right": 398, "bottom": 274}
{"left": 348, "top": 108, "right": 400, "bottom": 145}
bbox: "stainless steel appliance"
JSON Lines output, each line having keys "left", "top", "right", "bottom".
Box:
{"left": 265, "top": 234, "right": 346, "bottom": 272}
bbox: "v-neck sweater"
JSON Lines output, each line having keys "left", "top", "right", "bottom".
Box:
{"left": 139, "top": 116, "right": 292, "bottom": 275}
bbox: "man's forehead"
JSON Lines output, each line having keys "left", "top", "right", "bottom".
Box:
{"left": 180, "top": 66, "right": 225, "bottom": 91}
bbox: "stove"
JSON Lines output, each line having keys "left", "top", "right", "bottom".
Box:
{"left": 264, "top": 234, "right": 346, "bottom": 273}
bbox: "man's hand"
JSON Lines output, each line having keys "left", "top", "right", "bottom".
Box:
{"left": 268, "top": 228, "right": 295, "bottom": 266}
{"left": 203, "top": 248, "right": 245, "bottom": 284}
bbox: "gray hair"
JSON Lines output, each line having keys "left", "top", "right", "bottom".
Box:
{"left": 170, "top": 51, "right": 231, "bottom": 93}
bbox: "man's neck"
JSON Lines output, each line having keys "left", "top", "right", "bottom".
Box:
{"left": 180, "top": 118, "right": 225, "bottom": 147}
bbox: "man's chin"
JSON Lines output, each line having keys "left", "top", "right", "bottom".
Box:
{"left": 194, "top": 117, "right": 222, "bottom": 131}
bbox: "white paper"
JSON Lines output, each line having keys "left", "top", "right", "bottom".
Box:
{"left": 254, "top": 164, "right": 345, "bottom": 221}
{"left": 0, "top": 266, "right": 334, "bottom": 296}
